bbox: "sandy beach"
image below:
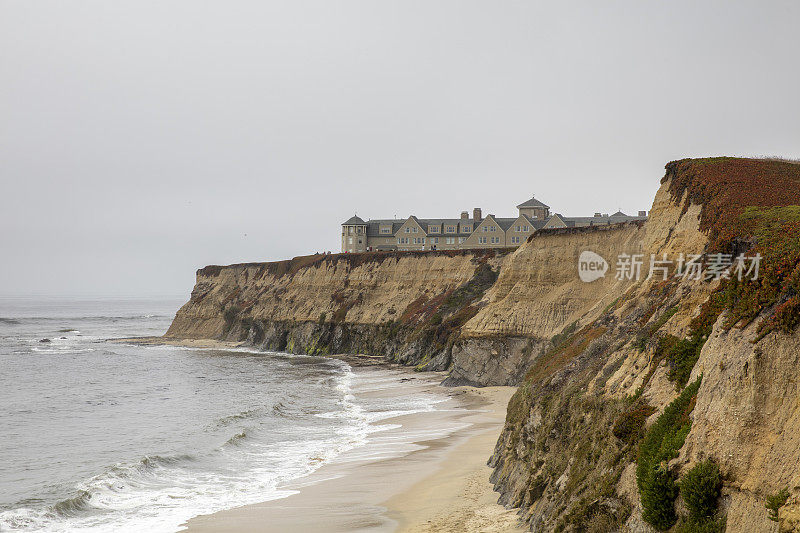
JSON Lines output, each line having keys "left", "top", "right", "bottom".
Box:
{"left": 182, "top": 383, "right": 522, "bottom": 533}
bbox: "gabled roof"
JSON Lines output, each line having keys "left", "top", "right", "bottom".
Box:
{"left": 611, "top": 210, "right": 627, "bottom": 217}
{"left": 517, "top": 196, "right": 550, "bottom": 209}
{"left": 342, "top": 215, "right": 366, "bottom": 225}
{"left": 365, "top": 220, "right": 404, "bottom": 237}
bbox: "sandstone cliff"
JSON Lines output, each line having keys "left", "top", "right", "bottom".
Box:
{"left": 488, "top": 157, "right": 800, "bottom": 532}
{"left": 165, "top": 157, "right": 800, "bottom": 532}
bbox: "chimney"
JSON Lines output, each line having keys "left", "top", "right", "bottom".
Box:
{"left": 461, "top": 211, "right": 469, "bottom": 219}
{"left": 594, "top": 212, "right": 602, "bottom": 217}
{"left": 638, "top": 210, "right": 647, "bottom": 217}
{"left": 473, "top": 207, "right": 482, "bottom": 221}
{"left": 602, "top": 213, "right": 609, "bottom": 218}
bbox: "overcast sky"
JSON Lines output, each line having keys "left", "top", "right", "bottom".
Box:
{"left": 2, "top": 1, "right": 799, "bottom": 298}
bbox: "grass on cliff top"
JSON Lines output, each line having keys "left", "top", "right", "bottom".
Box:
{"left": 724, "top": 206, "right": 800, "bottom": 339}
{"left": 665, "top": 158, "right": 800, "bottom": 340}
{"left": 664, "top": 157, "right": 800, "bottom": 253}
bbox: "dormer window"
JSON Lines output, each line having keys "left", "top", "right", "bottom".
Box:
{"left": 429, "top": 226, "right": 440, "bottom": 233}
{"left": 462, "top": 225, "right": 471, "bottom": 233}
{"left": 445, "top": 225, "right": 456, "bottom": 233}
{"left": 380, "top": 226, "right": 392, "bottom": 234}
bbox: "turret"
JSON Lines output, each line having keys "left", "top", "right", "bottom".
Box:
{"left": 341, "top": 215, "right": 367, "bottom": 253}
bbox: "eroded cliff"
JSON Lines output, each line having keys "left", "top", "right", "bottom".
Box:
{"left": 165, "top": 157, "right": 800, "bottom": 532}
{"left": 488, "top": 157, "right": 800, "bottom": 533}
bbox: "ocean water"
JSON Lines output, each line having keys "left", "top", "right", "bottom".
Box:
{"left": 0, "top": 298, "right": 459, "bottom": 532}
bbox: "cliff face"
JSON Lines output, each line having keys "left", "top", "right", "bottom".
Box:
{"left": 488, "top": 158, "right": 800, "bottom": 533}
{"left": 166, "top": 221, "right": 654, "bottom": 386}
{"left": 165, "top": 157, "right": 800, "bottom": 531}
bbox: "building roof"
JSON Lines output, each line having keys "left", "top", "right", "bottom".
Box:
{"left": 365, "top": 219, "right": 404, "bottom": 237}
{"left": 611, "top": 210, "right": 627, "bottom": 217}
{"left": 517, "top": 196, "right": 550, "bottom": 209}
{"left": 342, "top": 215, "right": 366, "bottom": 225}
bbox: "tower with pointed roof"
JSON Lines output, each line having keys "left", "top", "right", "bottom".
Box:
{"left": 341, "top": 215, "right": 367, "bottom": 253}
{"left": 516, "top": 195, "right": 550, "bottom": 220}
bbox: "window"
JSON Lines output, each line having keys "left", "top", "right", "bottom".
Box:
{"left": 412, "top": 237, "right": 425, "bottom": 244}
{"left": 446, "top": 225, "right": 456, "bottom": 233}
{"left": 489, "top": 226, "right": 496, "bottom": 232}
{"left": 380, "top": 226, "right": 392, "bottom": 234}
{"left": 462, "top": 225, "right": 471, "bottom": 233}
{"left": 478, "top": 236, "right": 487, "bottom": 244}
{"left": 490, "top": 236, "right": 500, "bottom": 244}
{"left": 348, "top": 237, "right": 353, "bottom": 244}
{"left": 412, "top": 227, "right": 418, "bottom": 233}
{"left": 404, "top": 227, "right": 410, "bottom": 233}
{"left": 348, "top": 227, "right": 353, "bottom": 234}
{"left": 446, "top": 237, "right": 455, "bottom": 244}
{"left": 357, "top": 227, "right": 363, "bottom": 234}
{"left": 482, "top": 226, "right": 488, "bottom": 232}
{"left": 397, "top": 237, "right": 409, "bottom": 244}
{"left": 511, "top": 236, "right": 520, "bottom": 244}
{"left": 458, "top": 237, "right": 466, "bottom": 244}
{"left": 431, "top": 237, "right": 439, "bottom": 244}
{"left": 429, "top": 226, "right": 440, "bottom": 233}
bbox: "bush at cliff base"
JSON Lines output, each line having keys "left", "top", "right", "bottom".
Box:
{"left": 636, "top": 378, "right": 702, "bottom": 530}
{"left": 680, "top": 459, "right": 722, "bottom": 521}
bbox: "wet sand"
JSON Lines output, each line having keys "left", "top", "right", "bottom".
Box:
{"left": 181, "top": 385, "right": 522, "bottom": 533}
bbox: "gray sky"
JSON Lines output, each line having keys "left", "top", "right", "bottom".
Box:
{"left": 2, "top": 1, "right": 799, "bottom": 297}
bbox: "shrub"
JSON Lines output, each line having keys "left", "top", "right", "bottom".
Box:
{"left": 680, "top": 460, "right": 722, "bottom": 520}
{"left": 656, "top": 335, "right": 699, "bottom": 388}
{"left": 765, "top": 487, "right": 790, "bottom": 522}
{"left": 641, "top": 463, "right": 679, "bottom": 529}
{"left": 613, "top": 403, "right": 655, "bottom": 444}
{"left": 637, "top": 378, "right": 702, "bottom": 530}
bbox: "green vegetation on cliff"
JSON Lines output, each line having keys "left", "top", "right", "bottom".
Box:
{"left": 636, "top": 378, "right": 702, "bottom": 530}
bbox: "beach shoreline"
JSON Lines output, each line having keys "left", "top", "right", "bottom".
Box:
{"left": 181, "top": 382, "right": 521, "bottom": 533}
{"left": 113, "top": 337, "right": 523, "bottom": 532}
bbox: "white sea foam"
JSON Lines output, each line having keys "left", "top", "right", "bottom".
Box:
{"left": 1, "top": 337, "right": 460, "bottom": 533}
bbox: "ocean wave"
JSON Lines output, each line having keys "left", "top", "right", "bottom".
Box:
{"left": 224, "top": 431, "right": 248, "bottom": 446}
{"left": 272, "top": 401, "right": 294, "bottom": 417}
{"left": 213, "top": 408, "right": 262, "bottom": 427}
{"left": 52, "top": 490, "right": 93, "bottom": 517}
{"left": 1, "top": 315, "right": 169, "bottom": 324}
{"left": 93, "top": 453, "right": 198, "bottom": 483}
{"left": 137, "top": 453, "right": 196, "bottom": 470}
